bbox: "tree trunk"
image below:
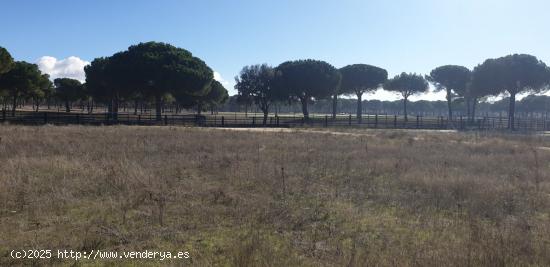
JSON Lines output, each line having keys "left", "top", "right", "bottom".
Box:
{"left": 466, "top": 98, "right": 471, "bottom": 123}
{"left": 155, "top": 95, "right": 162, "bottom": 121}
{"left": 300, "top": 97, "right": 309, "bottom": 120}
{"left": 263, "top": 110, "right": 268, "bottom": 126}
{"left": 332, "top": 94, "right": 338, "bottom": 119}
{"left": 403, "top": 97, "right": 408, "bottom": 122}
{"left": 356, "top": 93, "right": 363, "bottom": 124}
{"left": 508, "top": 92, "right": 516, "bottom": 130}
{"left": 260, "top": 101, "right": 269, "bottom": 126}
{"left": 112, "top": 99, "right": 119, "bottom": 121}
{"left": 472, "top": 98, "right": 478, "bottom": 123}
{"left": 11, "top": 95, "right": 17, "bottom": 116}
{"left": 446, "top": 89, "right": 453, "bottom": 121}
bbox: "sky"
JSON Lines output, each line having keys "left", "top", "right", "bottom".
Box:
{"left": 1, "top": 0, "right": 549, "bottom": 101}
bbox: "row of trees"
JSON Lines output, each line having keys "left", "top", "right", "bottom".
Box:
{"left": 221, "top": 94, "right": 550, "bottom": 118}
{"left": 3, "top": 43, "right": 550, "bottom": 129}
{"left": 236, "top": 55, "right": 550, "bottom": 129}
{"left": 0, "top": 47, "right": 53, "bottom": 115}
{"left": 0, "top": 43, "right": 229, "bottom": 119}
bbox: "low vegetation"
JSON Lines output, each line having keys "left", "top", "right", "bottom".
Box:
{"left": 1, "top": 125, "right": 550, "bottom": 266}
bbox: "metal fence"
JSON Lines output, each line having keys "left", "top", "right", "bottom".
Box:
{"left": 2, "top": 109, "right": 549, "bottom": 131}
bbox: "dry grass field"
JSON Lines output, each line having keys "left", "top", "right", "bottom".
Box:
{"left": 1, "top": 125, "right": 550, "bottom": 266}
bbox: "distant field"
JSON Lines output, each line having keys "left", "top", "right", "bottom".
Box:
{"left": 14, "top": 106, "right": 353, "bottom": 117}
{"left": 1, "top": 126, "right": 550, "bottom": 266}
{"left": 9, "top": 108, "right": 546, "bottom": 131}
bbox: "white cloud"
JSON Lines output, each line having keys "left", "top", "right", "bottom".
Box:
{"left": 36, "top": 56, "right": 90, "bottom": 83}
{"left": 214, "top": 71, "right": 230, "bottom": 89}
{"left": 214, "top": 71, "right": 240, "bottom": 95}
{"left": 361, "top": 88, "right": 447, "bottom": 102}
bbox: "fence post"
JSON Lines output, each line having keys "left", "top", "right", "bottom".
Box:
{"left": 222, "top": 116, "right": 225, "bottom": 127}
{"left": 375, "top": 114, "right": 378, "bottom": 128}
{"left": 348, "top": 114, "right": 352, "bottom": 126}
{"left": 276, "top": 116, "right": 279, "bottom": 127}
{"left": 138, "top": 115, "right": 141, "bottom": 125}
{"left": 416, "top": 115, "right": 419, "bottom": 128}
{"left": 253, "top": 117, "right": 256, "bottom": 125}
{"left": 44, "top": 112, "right": 48, "bottom": 124}
{"left": 325, "top": 115, "right": 328, "bottom": 127}
{"left": 76, "top": 114, "right": 80, "bottom": 124}
{"left": 164, "top": 115, "right": 168, "bottom": 125}
{"left": 394, "top": 115, "right": 397, "bottom": 128}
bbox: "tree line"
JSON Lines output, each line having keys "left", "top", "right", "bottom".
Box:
{"left": 220, "top": 94, "right": 550, "bottom": 119}
{"left": 235, "top": 56, "right": 550, "bottom": 129}
{"left": 2, "top": 42, "right": 550, "bottom": 129}
{"left": 0, "top": 42, "right": 229, "bottom": 120}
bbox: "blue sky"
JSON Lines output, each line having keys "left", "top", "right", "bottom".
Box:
{"left": 2, "top": 0, "right": 549, "bottom": 100}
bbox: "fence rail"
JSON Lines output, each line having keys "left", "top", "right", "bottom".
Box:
{"left": 2, "top": 109, "right": 549, "bottom": 131}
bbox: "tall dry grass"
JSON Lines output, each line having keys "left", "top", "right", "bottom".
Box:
{"left": 1, "top": 125, "right": 549, "bottom": 266}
